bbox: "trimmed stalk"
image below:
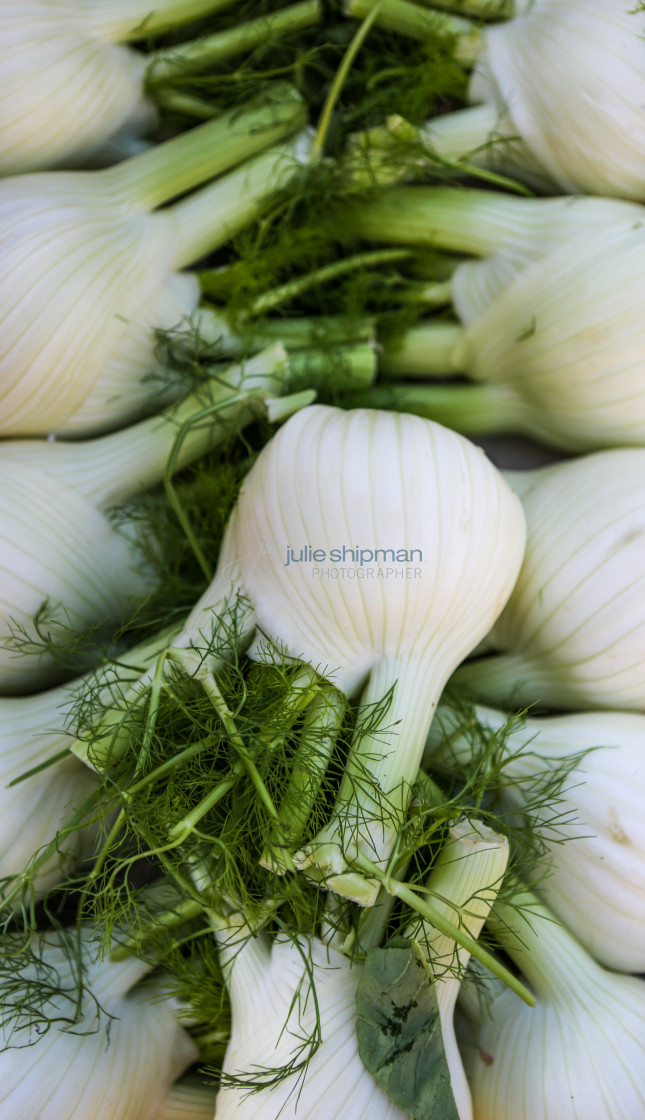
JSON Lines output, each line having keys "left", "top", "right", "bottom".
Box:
{"left": 360, "top": 382, "right": 531, "bottom": 436}
{"left": 338, "top": 185, "right": 571, "bottom": 256}
{"left": 344, "top": 0, "right": 482, "bottom": 62}
{"left": 380, "top": 321, "right": 466, "bottom": 376}
{"left": 105, "top": 83, "right": 306, "bottom": 210}
{"left": 0, "top": 346, "right": 288, "bottom": 509}
{"left": 169, "top": 130, "right": 311, "bottom": 269}
{"left": 191, "top": 310, "right": 376, "bottom": 356}
{"left": 147, "top": 1, "right": 323, "bottom": 82}
{"left": 287, "top": 343, "right": 378, "bottom": 392}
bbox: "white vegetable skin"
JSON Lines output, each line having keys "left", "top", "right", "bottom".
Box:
{"left": 0, "top": 0, "right": 242, "bottom": 174}
{"left": 428, "top": 706, "right": 645, "bottom": 971}
{"left": 0, "top": 344, "right": 289, "bottom": 692}
{"left": 0, "top": 679, "right": 98, "bottom": 892}
{"left": 467, "top": 897, "right": 645, "bottom": 1120}
{"left": 0, "top": 92, "right": 308, "bottom": 437}
{"left": 349, "top": 188, "right": 645, "bottom": 452}
{"left": 455, "top": 450, "right": 645, "bottom": 710}
{"left": 215, "top": 930, "right": 405, "bottom": 1120}
{"left": 180, "top": 405, "right": 525, "bottom": 891}
{"left": 0, "top": 933, "right": 198, "bottom": 1120}
{"left": 468, "top": 0, "right": 645, "bottom": 199}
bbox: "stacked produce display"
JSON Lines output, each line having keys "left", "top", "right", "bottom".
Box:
{"left": 1, "top": 1, "right": 644, "bottom": 1117}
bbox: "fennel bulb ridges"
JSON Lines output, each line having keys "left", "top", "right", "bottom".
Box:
{"left": 346, "top": 187, "right": 645, "bottom": 452}
{"left": 156, "top": 1077, "right": 217, "bottom": 1120}
{"left": 428, "top": 705, "right": 645, "bottom": 971}
{"left": 0, "top": 347, "right": 289, "bottom": 692}
{"left": 405, "top": 821, "right": 510, "bottom": 1120}
{"left": 215, "top": 822, "right": 507, "bottom": 1119}
{"left": 468, "top": 892, "right": 645, "bottom": 1120}
{"left": 0, "top": 930, "right": 197, "bottom": 1120}
{"left": 215, "top": 925, "right": 407, "bottom": 1119}
{"left": 0, "top": 0, "right": 247, "bottom": 174}
{"left": 178, "top": 404, "right": 525, "bottom": 900}
{"left": 0, "top": 89, "right": 308, "bottom": 437}
{"left": 350, "top": 0, "right": 645, "bottom": 199}
{"left": 454, "top": 450, "right": 645, "bottom": 710}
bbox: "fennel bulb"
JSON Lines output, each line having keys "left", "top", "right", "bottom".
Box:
{"left": 174, "top": 403, "right": 525, "bottom": 899}
{"left": 465, "top": 892, "right": 645, "bottom": 1120}
{"left": 427, "top": 705, "right": 645, "bottom": 971}
{"left": 0, "top": 88, "right": 309, "bottom": 437}
{"left": 0, "top": 345, "right": 288, "bottom": 692}
{"left": 453, "top": 449, "right": 645, "bottom": 711}
{"left": 0, "top": 930, "right": 197, "bottom": 1120}
{"left": 0, "top": 0, "right": 267, "bottom": 174}
{"left": 346, "top": 187, "right": 645, "bottom": 452}
{"left": 349, "top": 0, "right": 645, "bottom": 200}
{"left": 0, "top": 629, "right": 175, "bottom": 900}
{"left": 214, "top": 820, "right": 508, "bottom": 1119}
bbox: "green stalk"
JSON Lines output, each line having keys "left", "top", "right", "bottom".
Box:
{"left": 312, "top": 0, "right": 384, "bottom": 158}
{"left": 359, "top": 382, "right": 530, "bottom": 435}
{"left": 344, "top": 0, "right": 482, "bottom": 62}
{"left": 191, "top": 310, "right": 376, "bottom": 356}
{"left": 287, "top": 343, "right": 378, "bottom": 392}
{"left": 246, "top": 249, "right": 412, "bottom": 318}
{"left": 380, "top": 321, "right": 466, "bottom": 376}
{"left": 0, "top": 346, "right": 288, "bottom": 511}
{"left": 95, "top": 0, "right": 240, "bottom": 41}
{"left": 261, "top": 687, "right": 346, "bottom": 871}
{"left": 353, "top": 852, "right": 535, "bottom": 1006}
{"left": 169, "top": 130, "right": 310, "bottom": 269}
{"left": 487, "top": 888, "right": 601, "bottom": 1003}
{"left": 147, "top": 0, "right": 323, "bottom": 82}
{"left": 414, "top": 0, "right": 514, "bottom": 17}
{"left": 104, "top": 84, "right": 306, "bottom": 211}
{"left": 452, "top": 651, "right": 548, "bottom": 710}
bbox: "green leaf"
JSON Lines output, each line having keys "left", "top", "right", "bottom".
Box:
{"left": 355, "top": 939, "right": 460, "bottom": 1120}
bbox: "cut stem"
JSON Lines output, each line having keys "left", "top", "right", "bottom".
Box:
{"left": 191, "top": 309, "right": 376, "bottom": 356}
{"left": 344, "top": 0, "right": 482, "bottom": 62}
{"left": 105, "top": 84, "right": 306, "bottom": 211}
{"left": 355, "top": 851, "right": 534, "bottom": 1005}
{"left": 148, "top": 0, "right": 323, "bottom": 82}
{"left": 380, "top": 321, "right": 466, "bottom": 376}
{"left": 0, "top": 346, "right": 288, "bottom": 511}
{"left": 170, "top": 129, "right": 310, "bottom": 269}
{"left": 359, "top": 381, "right": 529, "bottom": 436}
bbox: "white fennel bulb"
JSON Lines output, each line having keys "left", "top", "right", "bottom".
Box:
{"left": 353, "top": 0, "right": 645, "bottom": 200}
{"left": 168, "top": 404, "right": 525, "bottom": 900}
{"left": 0, "top": 0, "right": 246, "bottom": 174}
{"left": 347, "top": 187, "right": 645, "bottom": 452}
{"left": 428, "top": 705, "right": 645, "bottom": 971}
{"left": 0, "top": 88, "right": 308, "bottom": 436}
{"left": 215, "top": 820, "right": 508, "bottom": 1119}
{"left": 0, "top": 630, "right": 174, "bottom": 898}
{"left": 465, "top": 892, "right": 645, "bottom": 1120}
{"left": 0, "top": 931, "right": 198, "bottom": 1120}
{"left": 0, "top": 347, "right": 288, "bottom": 692}
{"left": 454, "top": 449, "right": 645, "bottom": 711}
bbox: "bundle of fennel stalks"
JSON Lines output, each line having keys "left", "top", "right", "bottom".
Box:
{"left": 2, "top": 1, "right": 645, "bottom": 1119}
